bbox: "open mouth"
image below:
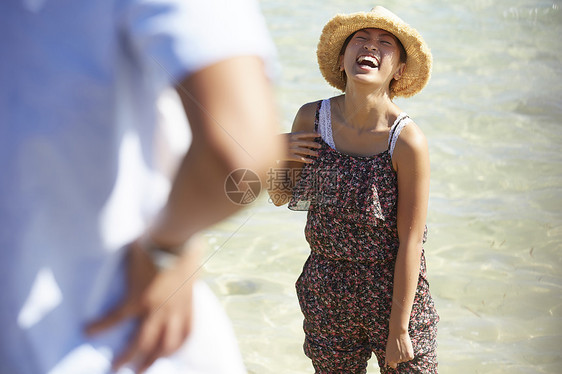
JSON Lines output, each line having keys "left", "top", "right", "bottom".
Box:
{"left": 356, "top": 55, "right": 380, "bottom": 69}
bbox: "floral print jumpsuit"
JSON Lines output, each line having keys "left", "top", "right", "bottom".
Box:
{"left": 289, "top": 99, "right": 439, "bottom": 373}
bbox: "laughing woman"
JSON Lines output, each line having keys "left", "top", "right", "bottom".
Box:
{"left": 268, "top": 6, "right": 439, "bottom": 373}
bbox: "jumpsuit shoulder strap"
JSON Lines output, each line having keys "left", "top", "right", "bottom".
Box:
{"left": 313, "top": 100, "right": 322, "bottom": 132}
{"left": 388, "top": 113, "right": 412, "bottom": 157}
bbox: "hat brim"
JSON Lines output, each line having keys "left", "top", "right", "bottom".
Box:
{"left": 317, "top": 7, "right": 432, "bottom": 98}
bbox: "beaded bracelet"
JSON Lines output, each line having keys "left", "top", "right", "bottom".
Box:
{"left": 140, "top": 238, "right": 187, "bottom": 271}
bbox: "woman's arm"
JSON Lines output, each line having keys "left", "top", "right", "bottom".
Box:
{"left": 385, "top": 122, "right": 430, "bottom": 369}
{"left": 267, "top": 101, "right": 320, "bottom": 206}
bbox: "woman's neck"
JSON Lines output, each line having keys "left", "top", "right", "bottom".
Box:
{"left": 338, "top": 88, "right": 401, "bottom": 132}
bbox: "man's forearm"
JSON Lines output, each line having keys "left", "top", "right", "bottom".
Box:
{"left": 148, "top": 56, "right": 281, "bottom": 247}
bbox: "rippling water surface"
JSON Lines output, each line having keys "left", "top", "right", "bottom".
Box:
{"left": 201, "top": 1, "right": 562, "bottom": 372}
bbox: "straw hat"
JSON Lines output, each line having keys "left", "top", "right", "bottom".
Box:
{"left": 317, "top": 6, "right": 432, "bottom": 98}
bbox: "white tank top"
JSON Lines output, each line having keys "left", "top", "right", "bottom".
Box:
{"left": 317, "top": 98, "right": 411, "bottom": 157}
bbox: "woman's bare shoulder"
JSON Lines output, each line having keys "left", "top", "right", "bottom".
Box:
{"left": 398, "top": 120, "right": 427, "bottom": 151}
{"left": 291, "top": 100, "right": 321, "bottom": 132}
{"left": 393, "top": 119, "right": 429, "bottom": 170}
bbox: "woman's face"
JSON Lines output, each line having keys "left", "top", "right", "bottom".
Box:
{"left": 339, "top": 28, "right": 406, "bottom": 91}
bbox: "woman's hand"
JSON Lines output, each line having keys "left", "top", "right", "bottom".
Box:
{"left": 267, "top": 131, "right": 319, "bottom": 206}
{"left": 384, "top": 330, "right": 414, "bottom": 369}
{"left": 86, "top": 238, "right": 201, "bottom": 373}
{"left": 267, "top": 131, "right": 319, "bottom": 205}
{"left": 284, "top": 131, "right": 320, "bottom": 164}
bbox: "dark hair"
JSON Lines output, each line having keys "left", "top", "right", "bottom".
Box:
{"left": 339, "top": 32, "right": 356, "bottom": 56}
{"left": 396, "top": 38, "right": 407, "bottom": 63}
{"left": 339, "top": 29, "right": 407, "bottom": 61}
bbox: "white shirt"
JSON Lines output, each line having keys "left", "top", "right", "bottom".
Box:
{"left": 0, "top": 0, "right": 276, "bottom": 372}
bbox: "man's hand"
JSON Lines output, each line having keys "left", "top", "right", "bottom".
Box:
{"left": 86, "top": 238, "right": 201, "bottom": 373}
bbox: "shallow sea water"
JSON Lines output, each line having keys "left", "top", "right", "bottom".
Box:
{"left": 200, "top": 1, "right": 562, "bottom": 373}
